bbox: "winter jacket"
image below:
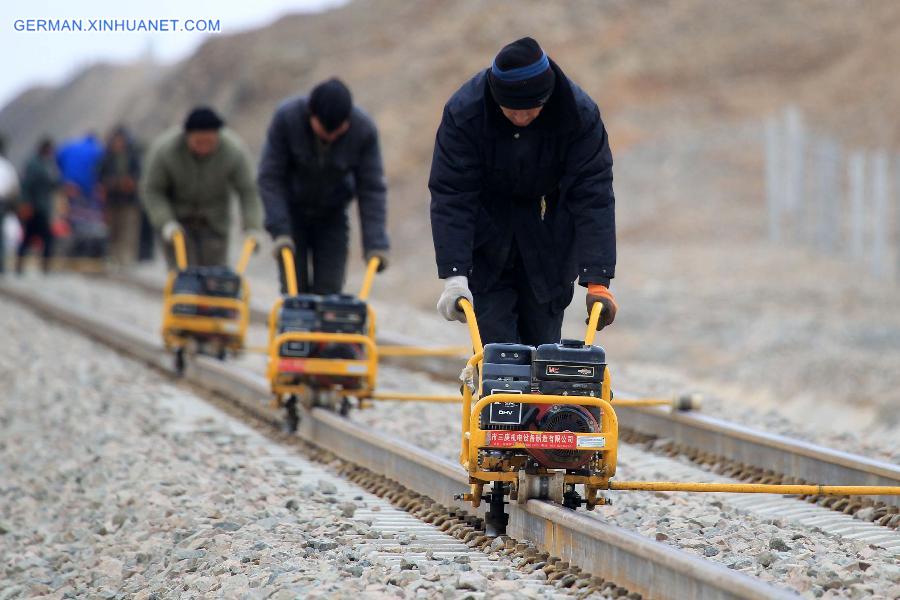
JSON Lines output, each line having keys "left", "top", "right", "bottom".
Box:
{"left": 429, "top": 60, "right": 615, "bottom": 303}
{"left": 140, "top": 127, "right": 262, "bottom": 236}
{"left": 98, "top": 147, "right": 140, "bottom": 206}
{"left": 20, "top": 154, "right": 59, "bottom": 217}
{"left": 257, "top": 96, "right": 389, "bottom": 252}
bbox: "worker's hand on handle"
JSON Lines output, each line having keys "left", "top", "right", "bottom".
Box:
{"left": 243, "top": 229, "right": 266, "bottom": 254}
{"left": 271, "top": 235, "right": 295, "bottom": 260}
{"left": 585, "top": 284, "right": 617, "bottom": 330}
{"left": 365, "top": 249, "right": 389, "bottom": 273}
{"left": 437, "top": 275, "right": 473, "bottom": 323}
{"left": 162, "top": 220, "right": 184, "bottom": 243}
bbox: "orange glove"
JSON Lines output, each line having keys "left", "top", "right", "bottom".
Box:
{"left": 585, "top": 284, "right": 617, "bottom": 330}
{"left": 16, "top": 204, "right": 34, "bottom": 222}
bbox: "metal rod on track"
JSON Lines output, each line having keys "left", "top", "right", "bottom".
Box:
{"left": 609, "top": 481, "right": 900, "bottom": 496}
{"left": 369, "top": 391, "right": 461, "bottom": 403}
{"left": 377, "top": 345, "right": 469, "bottom": 358}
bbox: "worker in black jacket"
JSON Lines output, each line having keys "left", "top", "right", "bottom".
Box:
{"left": 258, "top": 78, "right": 390, "bottom": 294}
{"left": 429, "top": 37, "right": 618, "bottom": 345}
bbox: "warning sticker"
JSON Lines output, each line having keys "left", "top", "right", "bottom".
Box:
{"left": 576, "top": 435, "right": 606, "bottom": 449}
{"left": 486, "top": 431, "right": 577, "bottom": 449}
{"left": 278, "top": 358, "right": 307, "bottom": 373}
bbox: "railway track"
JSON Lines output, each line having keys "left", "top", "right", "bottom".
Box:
{"left": 1, "top": 277, "right": 807, "bottom": 599}
{"left": 111, "top": 269, "right": 900, "bottom": 525}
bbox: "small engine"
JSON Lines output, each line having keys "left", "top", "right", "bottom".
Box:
{"left": 527, "top": 404, "right": 600, "bottom": 469}
{"left": 478, "top": 343, "right": 533, "bottom": 430}
{"left": 531, "top": 338, "right": 606, "bottom": 425}
{"left": 276, "top": 293, "right": 368, "bottom": 388}
{"left": 480, "top": 339, "right": 608, "bottom": 470}
{"left": 172, "top": 266, "right": 242, "bottom": 319}
{"left": 278, "top": 294, "right": 320, "bottom": 357}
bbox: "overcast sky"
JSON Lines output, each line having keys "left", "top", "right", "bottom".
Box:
{"left": 0, "top": 0, "right": 346, "bottom": 108}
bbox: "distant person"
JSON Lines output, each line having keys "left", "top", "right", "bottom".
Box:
{"left": 16, "top": 138, "right": 60, "bottom": 274}
{"left": 0, "top": 135, "right": 20, "bottom": 274}
{"left": 97, "top": 126, "right": 141, "bottom": 267}
{"left": 56, "top": 132, "right": 106, "bottom": 258}
{"left": 429, "top": 37, "right": 617, "bottom": 345}
{"left": 140, "top": 106, "right": 264, "bottom": 268}
{"left": 258, "top": 78, "right": 390, "bottom": 294}
{"left": 137, "top": 204, "right": 155, "bottom": 263}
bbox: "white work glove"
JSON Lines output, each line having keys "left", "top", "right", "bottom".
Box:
{"left": 243, "top": 229, "right": 266, "bottom": 254}
{"left": 365, "top": 249, "right": 389, "bottom": 273}
{"left": 437, "top": 275, "right": 473, "bottom": 323}
{"left": 271, "top": 235, "right": 295, "bottom": 260}
{"left": 162, "top": 220, "right": 183, "bottom": 243}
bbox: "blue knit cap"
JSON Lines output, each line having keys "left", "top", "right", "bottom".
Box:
{"left": 488, "top": 37, "right": 556, "bottom": 109}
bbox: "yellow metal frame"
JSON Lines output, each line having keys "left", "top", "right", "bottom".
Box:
{"left": 161, "top": 231, "right": 256, "bottom": 352}
{"left": 267, "top": 250, "right": 382, "bottom": 402}
{"left": 457, "top": 299, "right": 617, "bottom": 506}
{"left": 267, "top": 250, "right": 470, "bottom": 405}
{"left": 455, "top": 298, "right": 900, "bottom": 505}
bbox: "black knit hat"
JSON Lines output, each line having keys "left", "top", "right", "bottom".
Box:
{"left": 309, "top": 78, "right": 353, "bottom": 132}
{"left": 184, "top": 106, "right": 225, "bottom": 131}
{"left": 488, "top": 37, "right": 556, "bottom": 110}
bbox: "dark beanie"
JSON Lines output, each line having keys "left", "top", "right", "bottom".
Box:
{"left": 488, "top": 37, "right": 556, "bottom": 110}
{"left": 184, "top": 106, "right": 225, "bottom": 131}
{"left": 309, "top": 78, "right": 353, "bottom": 132}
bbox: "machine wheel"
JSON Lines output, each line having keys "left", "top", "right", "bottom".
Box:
{"left": 174, "top": 348, "right": 186, "bottom": 376}
{"left": 484, "top": 481, "right": 509, "bottom": 537}
{"left": 339, "top": 397, "right": 352, "bottom": 417}
{"left": 284, "top": 395, "right": 300, "bottom": 433}
{"left": 562, "top": 484, "right": 583, "bottom": 510}
{"left": 216, "top": 346, "right": 227, "bottom": 361}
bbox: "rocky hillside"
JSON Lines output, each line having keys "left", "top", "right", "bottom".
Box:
{"left": 3, "top": 0, "right": 899, "bottom": 170}
{"left": 2, "top": 0, "right": 897, "bottom": 430}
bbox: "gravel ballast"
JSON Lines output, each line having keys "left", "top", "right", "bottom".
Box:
{"left": 0, "top": 296, "right": 594, "bottom": 599}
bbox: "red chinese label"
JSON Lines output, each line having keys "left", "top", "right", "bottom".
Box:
{"left": 278, "top": 358, "right": 307, "bottom": 373}
{"left": 486, "top": 431, "right": 578, "bottom": 449}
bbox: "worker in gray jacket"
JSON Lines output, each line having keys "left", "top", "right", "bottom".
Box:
{"left": 140, "top": 107, "right": 264, "bottom": 268}
{"left": 258, "top": 78, "right": 390, "bottom": 294}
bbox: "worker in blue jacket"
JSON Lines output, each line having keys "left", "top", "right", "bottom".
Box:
{"left": 429, "top": 37, "right": 618, "bottom": 345}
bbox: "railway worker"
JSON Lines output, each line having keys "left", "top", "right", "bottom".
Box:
{"left": 0, "top": 135, "right": 20, "bottom": 274}
{"left": 258, "top": 78, "right": 390, "bottom": 294}
{"left": 16, "top": 138, "right": 60, "bottom": 274}
{"left": 97, "top": 126, "right": 142, "bottom": 267}
{"left": 429, "top": 37, "right": 617, "bottom": 345}
{"left": 140, "top": 107, "right": 264, "bottom": 268}
{"left": 56, "top": 132, "right": 105, "bottom": 258}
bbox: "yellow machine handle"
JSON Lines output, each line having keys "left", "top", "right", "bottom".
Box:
{"left": 235, "top": 236, "right": 258, "bottom": 275}
{"left": 358, "top": 256, "right": 381, "bottom": 301}
{"left": 172, "top": 228, "right": 188, "bottom": 271}
{"left": 584, "top": 301, "right": 602, "bottom": 346}
{"left": 456, "top": 298, "right": 483, "bottom": 355}
{"left": 280, "top": 247, "right": 299, "bottom": 296}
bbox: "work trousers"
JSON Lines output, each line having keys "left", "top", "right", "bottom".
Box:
{"left": 279, "top": 210, "right": 349, "bottom": 295}
{"left": 162, "top": 217, "right": 228, "bottom": 269}
{"left": 107, "top": 202, "right": 141, "bottom": 266}
{"left": 472, "top": 248, "right": 573, "bottom": 346}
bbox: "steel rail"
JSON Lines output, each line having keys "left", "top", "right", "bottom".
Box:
{"left": 0, "top": 279, "right": 797, "bottom": 600}
{"left": 109, "top": 270, "right": 900, "bottom": 510}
